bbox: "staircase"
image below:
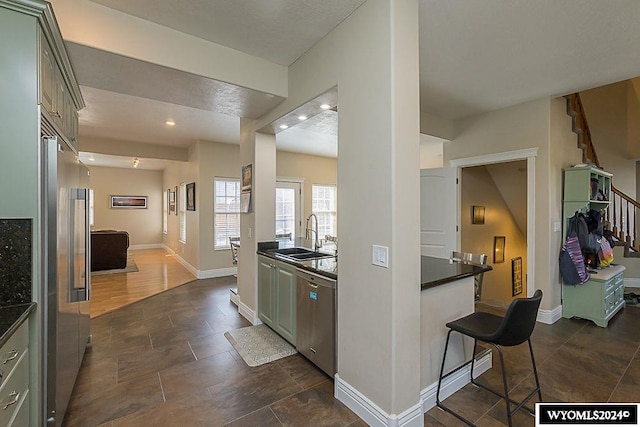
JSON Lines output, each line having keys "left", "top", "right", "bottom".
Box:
{"left": 565, "top": 93, "right": 640, "bottom": 258}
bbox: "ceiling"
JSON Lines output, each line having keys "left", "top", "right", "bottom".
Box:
{"left": 68, "top": 0, "right": 640, "bottom": 170}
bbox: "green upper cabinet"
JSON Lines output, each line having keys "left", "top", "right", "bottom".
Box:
{"left": 563, "top": 166, "right": 612, "bottom": 209}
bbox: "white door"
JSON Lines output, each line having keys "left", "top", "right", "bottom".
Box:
{"left": 276, "top": 181, "right": 302, "bottom": 239}
{"left": 420, "top": 167, "right": 458, "bottom": 258}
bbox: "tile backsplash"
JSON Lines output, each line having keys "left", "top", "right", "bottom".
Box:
{"left": 0, "top": 219, "right": 32, "bottom": 305}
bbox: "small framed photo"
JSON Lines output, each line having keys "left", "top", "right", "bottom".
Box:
{"left": 186, "top": 182, "right": 196, "bottom": 211}
{"left": 168, "top": 189, "right": 175, "bottom": 213}
{"left": 174, "top": 186, "right": 179, "bottom": 215}
{"left": 512, "top": 257, "right": 523, "bottom": 296}
{"left": 111, "top": 195, "right": 147, "bottom": 209}
{"left": 493, "top": 236, "right": 505, "bottom": 263}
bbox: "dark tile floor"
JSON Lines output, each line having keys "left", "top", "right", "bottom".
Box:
{"left": 63, "top": 276, "right": 360, "bottom": 426}
{"left": 64, "top": 278, "right": 640, "bottom": 426}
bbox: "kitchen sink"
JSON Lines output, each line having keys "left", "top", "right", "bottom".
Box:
{"left": 274, "top": 247, "right": 335, "bottom": 261}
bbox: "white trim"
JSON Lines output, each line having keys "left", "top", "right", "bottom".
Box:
{"left": 335, "top": 374, "right": 399, "bottom": 427}
{"left": 420, "top": 350, "right": 492, "bottom": 413}
{"left": 129, "top": 243, "right": 164, "bottom": 250}
{"left": 238, "top": 300, "right": 262, "bottom": 325}
{"left": 229, "top": 289, "right": 239, "bottom": 306}
{"left": 161, "top": 244, "right": 236, "bottom": 279}
{"left": 198, "top": 267, "right": 237, "bottom": 279}
{"left": 624, "top": 278, "right": 640, "bottom": 288}
{"left": 537, "top": 305, "right": 562, "bottom": 324}
{"left": 449, "top": 148, "right": 539, "bottom": 167}
{"left": 449, "top": 148, "right": 538, "bottom": 298}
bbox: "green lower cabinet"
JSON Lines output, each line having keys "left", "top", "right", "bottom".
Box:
{"left": 275, "top": 262, "right": 296, "bottom": 345}
{"left": 562, "top": 265, "right": 625, "bottom": 327}
{"left": 257, "top": 256, "right": 297, "bottom": 346}
{"left": 258, "top": 256, "right": 276, "bottom": 327}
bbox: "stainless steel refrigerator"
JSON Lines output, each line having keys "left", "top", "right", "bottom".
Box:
{"left": 41, "top": 134, "right": 91, "bottom": 426}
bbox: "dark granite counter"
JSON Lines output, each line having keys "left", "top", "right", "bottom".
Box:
{"left": 421, "top": 256, "right": 491, "bottom": 290}
{"left": 0, "top": 219, "right": 32, "bottom": 305}
{"left": 0, "top": 302, "right": 36, "bottom": 348}
{"left": 257, "top": 248, "right": 337, "bottom": 280}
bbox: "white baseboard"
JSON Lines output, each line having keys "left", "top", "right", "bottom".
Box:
{"left": 161, "top": 245, "right": 236, "bottom": 279}
{"left": 334, "top": 376, "right": 423, "bottom": 427}
{"left": 420, "top": 350, "right": 492, "bottom": 412}
{"left": 129, "top": 243, "right": 164, "bottom": 250}
{"left": 537, "top": 305, "right": 562, "bottom": 324}
{"left": 624, "top": 278, "right": 640, "bottom": 288}
{"left": 198, "top": 267, "right": 237, "bottom": 279}
{"left": 335, "top": 351, "right": 492, "bottom": 426}
{"left": 229, "top": 289, "right": 239, "bottom": 306}
{"left": 238, "top": 300, "right": 262, "bottom": 325}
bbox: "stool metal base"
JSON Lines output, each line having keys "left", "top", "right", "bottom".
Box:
{"left": 435, "top": 330, "right": 542, "bottom": 427}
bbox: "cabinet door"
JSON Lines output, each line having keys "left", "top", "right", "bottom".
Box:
{"left": 40, "top": 35, "right": 56, "bottom": 115}
{"left": 275, "top": 263, "right": 296, "bottom": 345}
{"left": 257, "top": 257, "right": 275, "bottom": 326}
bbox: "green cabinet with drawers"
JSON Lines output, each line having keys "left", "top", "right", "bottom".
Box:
{"left": 0, "top": 319, "right": 30, "bottom": 427}
{"left": 562, "top": 166, "right": 624, "bottom": 327}
{"left": 562, "top": 265, "right": 625, "bottom": 327}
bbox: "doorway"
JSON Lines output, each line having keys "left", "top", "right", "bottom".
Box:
{"left": 276, "top": 180, "right": 303, "bottom": 240}
{"left": 460, "top": 161, "right": 528, "bottom": 305}
{"left": 450, "top": 148, "right": 537, "bottom": 301}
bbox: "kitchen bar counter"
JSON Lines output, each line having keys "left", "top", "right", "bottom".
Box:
{"left": 257, "top": 247, "right": 337, "bottom": 280}
{"left": 0, "top": 302, "right": 35, "bottom": 348}
{"left": 421, "top": 255, "right": 491, "bottom": 290}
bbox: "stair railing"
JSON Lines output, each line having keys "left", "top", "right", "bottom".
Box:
{"left": 566, "top": 93, "right": 638, "bottom": 251}
{"left": 611, "top": 184, "right": 639, "bottom": 251}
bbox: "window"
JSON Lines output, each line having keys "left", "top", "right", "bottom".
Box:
{"left": 275, "top": 186, "right": 297, "bottom": 239}
{"left": 214, "top": 178, "right": 241, "bottom": 249}
{"left": 179, "top": 182, "right": 187, "bottom": 243}
{"left": 312, "top": 185, "right": 337, "bottom": 238}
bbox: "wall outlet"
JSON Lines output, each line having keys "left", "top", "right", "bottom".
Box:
{"left": 248, "top": 227, "right": 252, "bottom": 238}
{"left": 372, "top": 245, "right": 389, "bottom": 268}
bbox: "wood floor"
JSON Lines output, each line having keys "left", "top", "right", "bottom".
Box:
{"left": 90, "top": 248, "right": 196, "bottom": 318}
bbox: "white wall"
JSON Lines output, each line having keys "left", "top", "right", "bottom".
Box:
{"left": 581, "top": 81, "right": 636, "bottom": 199}
{"left": 89, "top": 166, "right": 164, "bottom": 246}
{"left": 251, "top": 0, "right": 422, "bottom": 417}
{"left": 446, "top": 97, "right": 583, "bottom": 312}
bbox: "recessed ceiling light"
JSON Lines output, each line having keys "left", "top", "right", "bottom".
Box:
{"left": 279, "top": 124, "right": 289, "bottom": 129}
{"left": 89, "top": 156, "right": 95, "bottom": 161}
{"left": 320, "top": 104, "right": 331, "bottom": 110}
{"left": 298, "top": 115, "right": 307, "bottom": 121}
{"left": 165, "top": 120, "right": 176, "bottom": 126}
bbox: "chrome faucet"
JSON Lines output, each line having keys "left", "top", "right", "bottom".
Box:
{"left": 305, "top": 213, "right": 322, "bottom": 251}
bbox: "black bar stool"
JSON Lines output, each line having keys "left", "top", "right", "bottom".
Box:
{"left": 436, "top": 289, "right": 543, "bottom": 426}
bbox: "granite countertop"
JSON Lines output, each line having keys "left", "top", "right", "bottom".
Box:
{"left": 421, "top": 256, "right": 492, "bottom": 291}
{"left": 257, "top": 248, "right": 338, "bottom": 280}
{"left": 0, "top": 302, "right": 36, "bottom": 348}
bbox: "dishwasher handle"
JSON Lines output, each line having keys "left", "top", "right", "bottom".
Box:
{"left": 296, "top": 270, "right": 336, "bottom": 289}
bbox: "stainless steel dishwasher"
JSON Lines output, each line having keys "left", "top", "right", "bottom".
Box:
{"left": 296, "top": 269, "right": 336, "bottom": 377}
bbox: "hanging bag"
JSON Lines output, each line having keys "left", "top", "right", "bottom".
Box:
{"left": 559, "top": 235, "right": 590, "bottom": 284}
{"left": 598, "top": 237, "right": 614, "bottom": 267}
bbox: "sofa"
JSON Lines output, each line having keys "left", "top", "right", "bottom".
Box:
{"left": 91, "top": 230, "right": 130, "bottom": 271}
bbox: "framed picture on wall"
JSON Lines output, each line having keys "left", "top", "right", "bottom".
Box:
{"left": 174, "top": 186, "right": 179, "bottom": 215}
{"left": 110, "top": 195, "right": 147, "bottom": 209}
{"left": 512, "top": 256, "right": 523, "bottom": 296}
{"left": 168, "top": 189, "right": 175, "bottom": 213}
{"left": 186, "top": 182, "right": 196, "bottom": 211}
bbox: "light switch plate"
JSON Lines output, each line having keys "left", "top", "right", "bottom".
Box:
{"left": 372, "top": 245, "right": 389, "bottom": 268}
{"left": 553, "top": 222, "right": 561, "bottom": 232}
